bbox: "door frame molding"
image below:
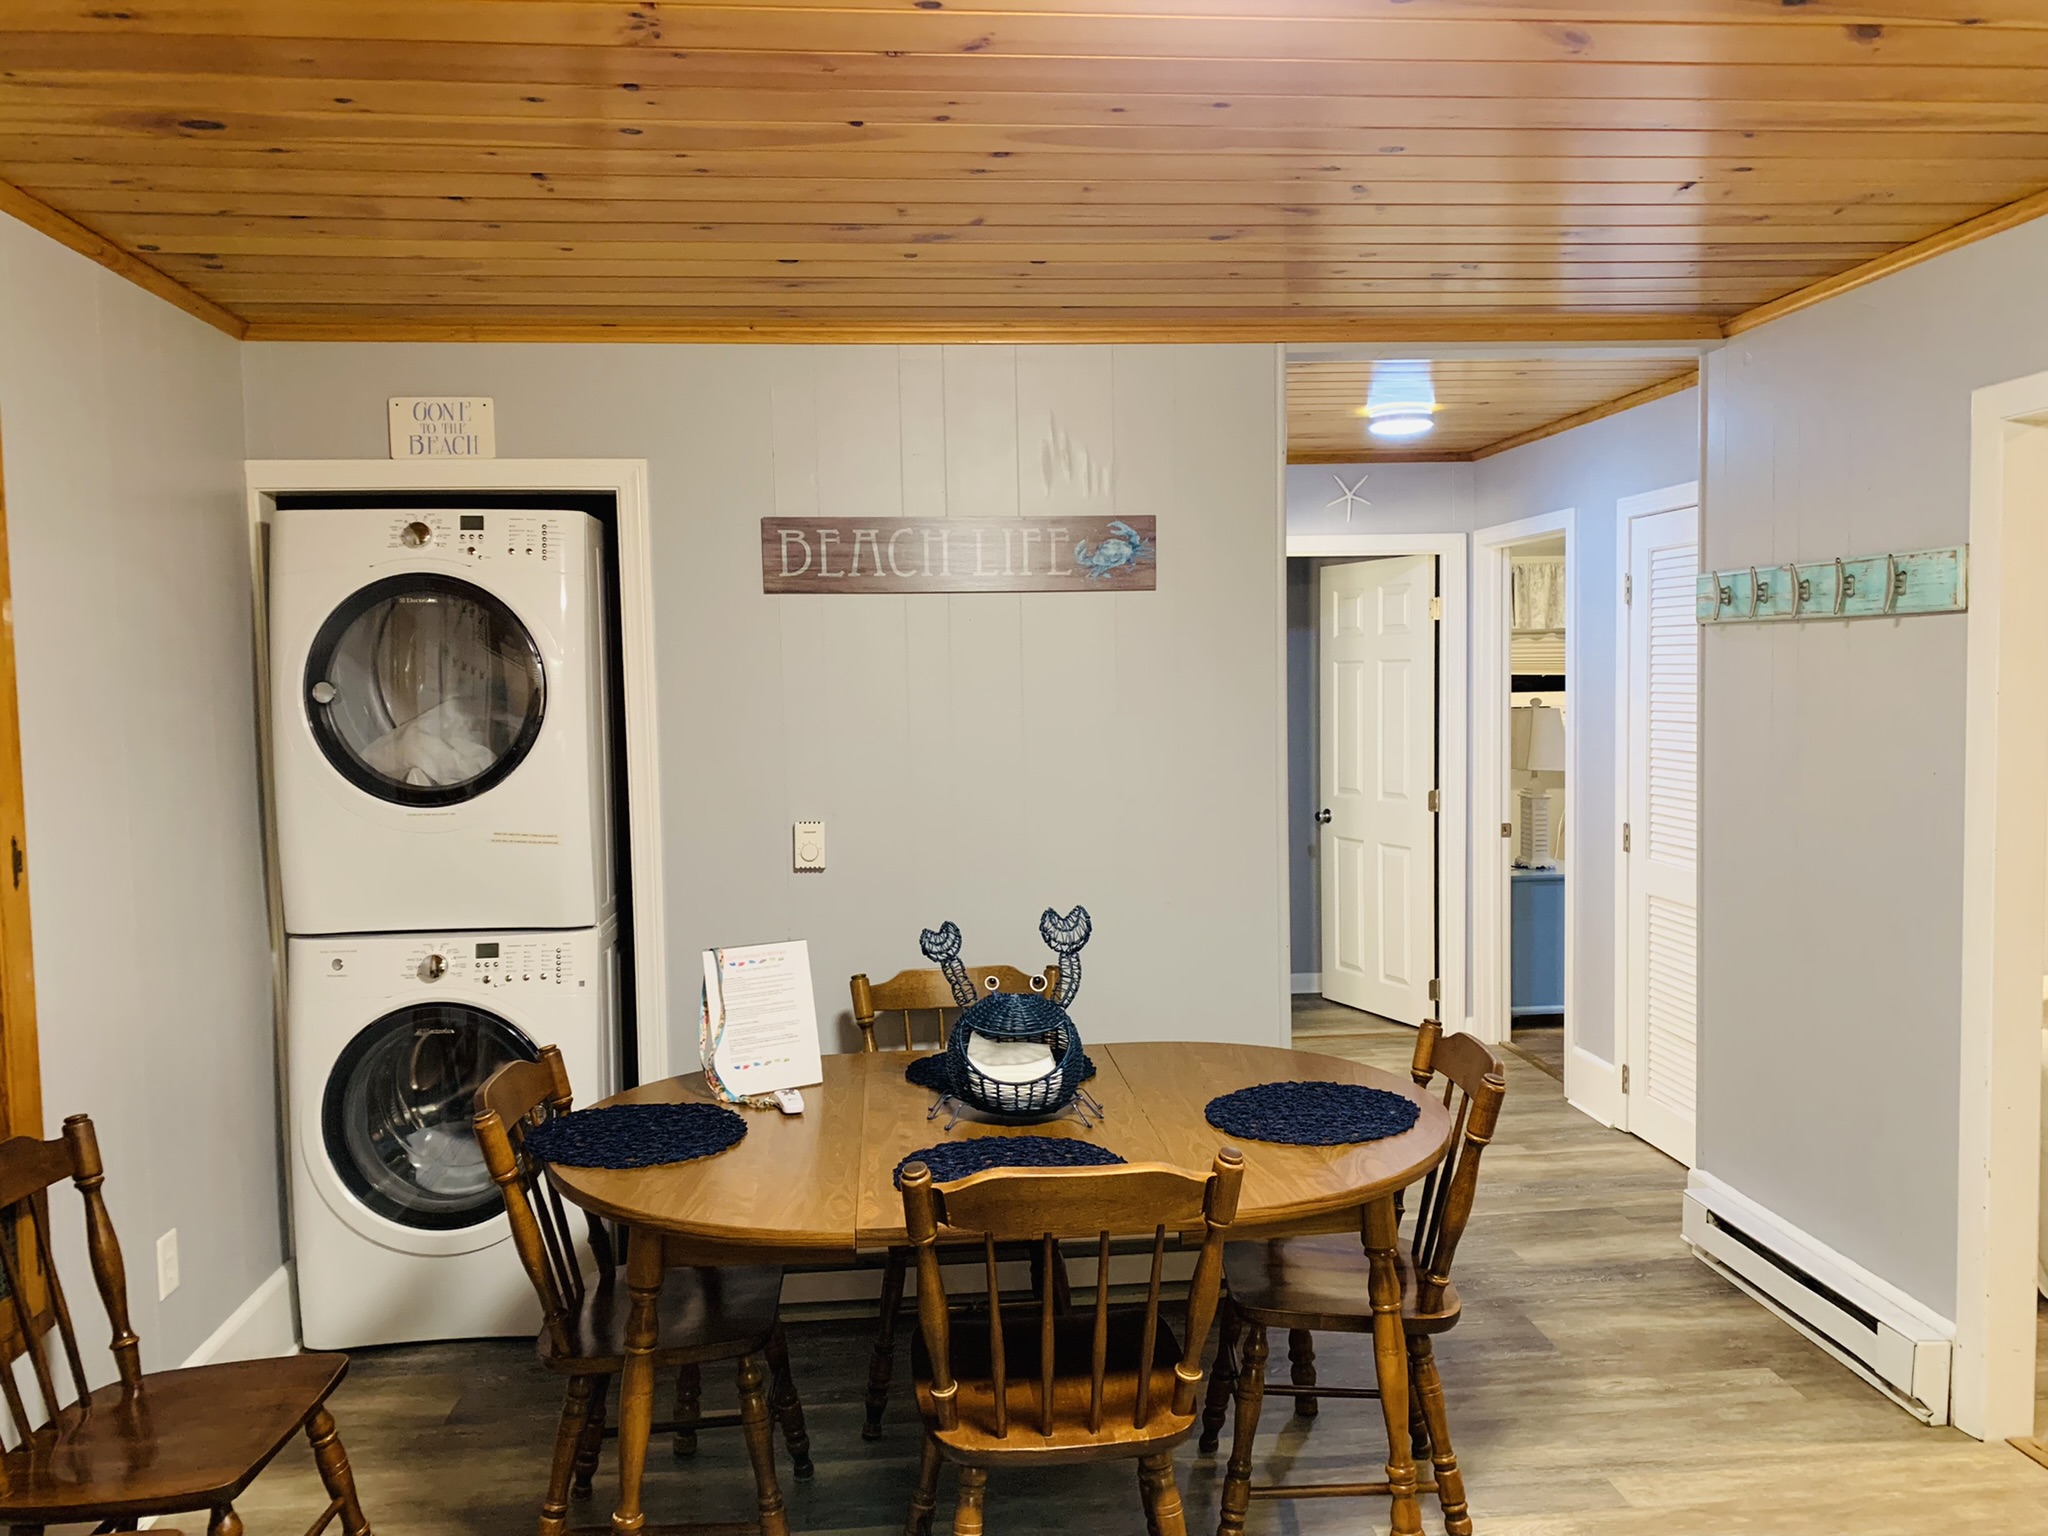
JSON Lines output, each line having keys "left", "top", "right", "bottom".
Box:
{"left": 243, "top": 458, "right": 670, "bottom": 1091}
{"left": 1610, "top": 481, "right": 1702, "bottom": 1151}
{"left": 1952, "top": 369, "right": 2048, "bottom": 1442}
{"left": 1471, "top": 511, "right": 1580, "bottom": 1075}
{"left": 1286, "top": 532, "right": 1467, "bottom": 1039}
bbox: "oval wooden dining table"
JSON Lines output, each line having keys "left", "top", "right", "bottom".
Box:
{"left": 549, "top": 1040, "right": 1453, "bottom": 1536}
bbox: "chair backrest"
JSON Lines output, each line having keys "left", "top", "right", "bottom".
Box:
{"left": 474, "top": 1046, "right": 614, "bottom": 1358}
{"left": 900, "top": 1148, "right": 1243, "bottom": 1441}
{"left": 0, "top": 1114, "right": 145, "bottom": 1432}
{"left": 1402, "top": 1019, "right": 1507, "bottom": 1315}
{"left": 851, "top": 964, "right": 1059, "bottom": 1052}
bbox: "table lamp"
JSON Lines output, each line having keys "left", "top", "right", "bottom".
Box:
{"left": 1514, "top": 701, "right": 1566, "bottom": 868}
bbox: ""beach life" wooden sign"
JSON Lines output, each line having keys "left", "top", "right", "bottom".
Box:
{"left": 760, "top": 516, "right": 1156, "bottom": 594}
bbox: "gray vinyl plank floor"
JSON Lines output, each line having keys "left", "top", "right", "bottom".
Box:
{"left": 226, "top": 999, "right": 2048, "bottom": 1534}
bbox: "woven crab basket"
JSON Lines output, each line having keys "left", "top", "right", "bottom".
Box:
{"left": 942, "top": 992, "right": 1091, "bottom": 1123}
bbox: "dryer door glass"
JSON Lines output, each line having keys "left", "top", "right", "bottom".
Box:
{"left": 322, "top": 1003, "right": 536, "bottom": 1230}
{"left": 305, "top": 573, "right": 546, "bottom": 808}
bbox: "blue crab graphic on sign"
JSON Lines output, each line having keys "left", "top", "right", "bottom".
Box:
{"left": 1073, "top": 520, "right": 1155, "bottom": 581}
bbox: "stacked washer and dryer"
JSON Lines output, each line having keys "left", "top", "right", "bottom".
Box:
{"left": 269, "top": 505, "right": 619, "bottom": 1350}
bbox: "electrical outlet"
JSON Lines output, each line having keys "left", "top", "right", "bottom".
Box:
{"left": 156, "top": 1228, "right": 179, "bottom": 1301}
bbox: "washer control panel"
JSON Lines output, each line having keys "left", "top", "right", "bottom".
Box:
{"left": 303, "top": 937, "right": 585, "bottom": 991}
{"left": 470, "top": 936, "right": 574, "bottom": 989}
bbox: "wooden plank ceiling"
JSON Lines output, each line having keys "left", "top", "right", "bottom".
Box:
{"left": 1288, "top": 356, "right": 1698, "bottom": 461}
{"left": 1, "top": 1, "right": 2047, "bottom": 348}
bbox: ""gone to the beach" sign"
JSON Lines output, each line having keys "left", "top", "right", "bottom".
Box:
{"left": 759, "top": 516, "right": 1156, "bottom": 594}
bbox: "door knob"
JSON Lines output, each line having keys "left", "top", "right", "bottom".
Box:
{"left": 1314, "top": 808, "right": 1332, "bottom": 825}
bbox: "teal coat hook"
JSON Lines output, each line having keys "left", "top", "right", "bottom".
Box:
{"left": 1696, "top": 545, "right": 1966, "bottom": 624}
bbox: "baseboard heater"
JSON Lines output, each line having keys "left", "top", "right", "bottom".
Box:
{"left": 1682, "top": 1180, "right": 1952, "bottom": 1425}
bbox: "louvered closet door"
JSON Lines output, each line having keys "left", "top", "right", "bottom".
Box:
{"left": 1623, "top": 504, "right": 1700, "bottom": 1165}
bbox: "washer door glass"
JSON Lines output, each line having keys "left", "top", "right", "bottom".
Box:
{"left": 305, "top": 573, "right": 545, "bottom": 808}
{"left": 322, "top": 1004, "right": 536, "bottom": 1231}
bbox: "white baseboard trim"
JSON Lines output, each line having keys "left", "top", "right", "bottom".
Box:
{"left": 1684, "top": 1170, "right": 1954, "bottom": 1425}
{"left": 182, "top": 1264, "right": 299, "bottom": 1368}
{"left": 1563, "top": 1044, "right": 1622, "bottom": 1129}
{"left": 1290, "top": 972, "right": 1322, "bottom": 995}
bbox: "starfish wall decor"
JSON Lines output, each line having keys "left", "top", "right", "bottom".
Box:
{"left": 1326, "top": 473, "right": 1372, "bottom": 522}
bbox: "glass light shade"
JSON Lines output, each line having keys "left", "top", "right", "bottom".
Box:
{"left": 1367, "top": 412, "right": 1434, "bottom": 439}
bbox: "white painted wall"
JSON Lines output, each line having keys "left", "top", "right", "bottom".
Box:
{"left": 1702, "top": 215, "right": 2048, "bottom": 1322}
{"left": 0, "top": 213, "right": 277, "bottom": 1374}
{"left": 1282, "top": 386, "right": 1699, "bottom": 1060}
{"left": 242, "top": 343, "right": 1289, "bottom": 1067}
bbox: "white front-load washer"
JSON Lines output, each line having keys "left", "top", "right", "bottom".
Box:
{"left": 289, "top": 926, "right": 618, "bottom": 1350}
{"left": 270, "top": 504, "right": 613, "bottom": 936}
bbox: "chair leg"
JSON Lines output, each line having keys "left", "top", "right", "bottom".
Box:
{"left": 306, "top": 1406, "right": 371, "bottom": 1536}
{"left": 952, "top": 1465, "right": 988, "bottom": 1536}
{"left": 541, "top": 1376, "right": 597, "bottom": 1536}
{"left": 906, "top": 1434, "right": 943, "bottom": 1536}
{"left": 1216, "top": 1324, "right": 1268, "bottom": 1536}
{"left": 1407, "top": 1351, "right": 1432, "bottom": 1461}
{"left": 1138, "top": 1453, "right": 1189, "bottom": 1536}
{"left": 207, "top": 1510, "right": 242, "bottom": 1536}
{"left": 1198, "top": 1298, "right": 1239, "bottom": 1454}
{"left": 572, "top": 1374, "right": 611, "bottom": 1498}
{"left": 865, "top": 1247, "right": 909, "bottom": 1441}
{"left": 764, "top": 1321, "right": 815, "bottom": 1479}
{"left": 1287, "top": 1328, "right": 1318, "bottom": 1419}
{"left": 1412, "top": 1336, "right": 1472, "bottom": 1536}
{"left": 736, "top": 1351, "right": 790, "bottom": 1536}
{"left": 671, "top": 1363, "right": 701, "bottom": 1458}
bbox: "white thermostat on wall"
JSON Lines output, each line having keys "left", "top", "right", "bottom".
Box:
{"left": 793, "top": 820, "right": 826, "bottom": 874}
{"left": 388, "top": 396, "right": 495, "bottom": 460}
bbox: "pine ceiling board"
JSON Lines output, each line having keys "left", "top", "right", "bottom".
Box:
{"left": 23, "top": 60, "right": 2048, "bottom": 133}
{"left": 14, "top": 3, "right": 2048, "bottom": 67}
{"left": 2, "top": 3, "right": 2047, "bottom": 335}
{"left": 1286, "top": 356, "right": 1698, "bottom": 458}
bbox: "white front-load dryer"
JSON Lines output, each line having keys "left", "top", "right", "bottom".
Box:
{"left": 289, "top": 926, "right": 618, "bottom": 1350}
{"left": 270, "top": 504, "right": 613, "bottom": 935}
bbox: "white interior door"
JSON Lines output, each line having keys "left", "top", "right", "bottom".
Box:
{"left": 1319, "top": 555, "right": 1437, "bottom": 1024}
{"left": 1622, "top": 502, "right": 1700, "bottom": 1164}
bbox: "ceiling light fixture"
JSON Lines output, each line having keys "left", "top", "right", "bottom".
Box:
{"left": 1366, "top": 407, "right": 1436, "bottom": 439}
{"left": 1360, "top": 358, "right": 1438, "bottom": 441}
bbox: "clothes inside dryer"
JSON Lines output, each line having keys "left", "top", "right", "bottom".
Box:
{"left": 321, "top": 1003, "right": 536, "bottom": 1231}
{"left": 307, "top": 574, "right": 545, "bottom": 803}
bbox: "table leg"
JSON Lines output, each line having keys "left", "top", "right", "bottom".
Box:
{"left": 1364, "top": 1195, "right": 1422, "bottom": 1536}
{"left": 612, "top": 1229, "right": 664, "bottom": 1535}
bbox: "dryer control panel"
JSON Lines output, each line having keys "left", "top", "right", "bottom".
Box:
{"left": 378, "top": 511, "right": 567, "bottom": 568}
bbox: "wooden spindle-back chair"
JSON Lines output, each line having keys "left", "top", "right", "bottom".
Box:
{"left": 849, "top": 961, "right": 1060, "bottom": 1442}
{"left": 1202, "top": 1020, "right": 1506, "bottom": 1536}
{"left": 898, "top": 1147, "right": 1244, "bottom": 1536}
{"left": 0, "top": 1114, "right": 371, "bottom": 1536}
{"left": 851, "top": 965, "right": 1059, "bottom": 1054}
{"left": 474, "top": 1047, "right": 812, "bottom": 1536}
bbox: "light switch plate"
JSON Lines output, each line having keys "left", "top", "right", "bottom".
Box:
{"left": 793, "top": 819, "right": 826, "bottom": 873}
{"left": 157, "top": 1228, "right": 180, "bottom": 1301}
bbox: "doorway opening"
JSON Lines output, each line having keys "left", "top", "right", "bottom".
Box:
{"left": 1284, "top": 532, "right": 1467, "bottom": 1045}
{"left": 1505, "top": 534, "right": 1568, "bottom": 1086}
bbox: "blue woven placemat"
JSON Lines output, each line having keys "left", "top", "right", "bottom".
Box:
{"left": 893, "top": 1135, "right": 1125, "bottom": 1188}
{"left": 904, "top": 1050, "right": 1097, "bottom": 1091}
{"left": 1204, "top": 1080, "right": 1421, "bottom": 1147}
{"left": 526, "top": 1102, "right": 747, "bottom": 1169}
